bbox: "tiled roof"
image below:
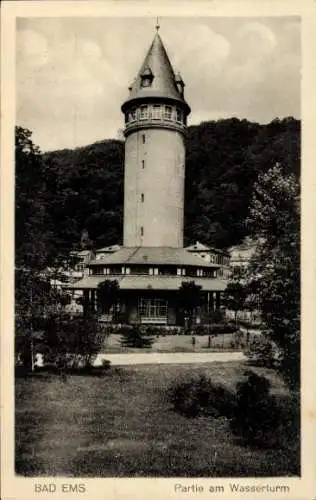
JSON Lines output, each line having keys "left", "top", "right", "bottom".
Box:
{"left": 70, "top": 250, "right": 93, "bottom": 256}
{"left": 185, "top": 241, "right": 211, "bottom": 251}
{"left": 67, "top": 275, "right": 227, "bottom": 292}
{"left": 122, "top": 32, "right": 190, "bottom": 112}
{"left": 185, "top": 241, "right": 229, "bottom": 255}
{"left": 95, "top": 245, "right": 121, "bottom": 253}
{"left": 89, "top": 247, "right": 220, "bottom": 268}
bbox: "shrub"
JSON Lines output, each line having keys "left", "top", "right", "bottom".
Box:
{"left": 120, "top": 326, "right": 155, "bottom": 348}
{"left": 101, "top": 359, "right": 111, "bottom": 370}
{"left": 229, "top": 370, "right": 280, "bottom": 446}
{"left": 244, "top": 333, "right": 281, "bottom": 368}
{"left": 168, "top": 374, "right": 235, "bottom": 418}
{"left": 39, "top": 313, "right": 107, "bottom": 369}
{"left": 195, "top": 323, "right": 237, "bottom": 336}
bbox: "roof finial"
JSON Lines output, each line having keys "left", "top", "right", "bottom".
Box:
{"left": 155, "top": 17, "right": 160, "bottom": 32}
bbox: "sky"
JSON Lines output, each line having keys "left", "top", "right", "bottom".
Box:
{"left": 16, "top": 16, "right": 301, "bottom": 152}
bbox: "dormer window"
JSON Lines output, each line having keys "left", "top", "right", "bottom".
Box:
{"left": 140, "top": 67, "right": 154, "bottom": 88}
{"left": 175, "top": 73, "right": 185, "bottom": 95}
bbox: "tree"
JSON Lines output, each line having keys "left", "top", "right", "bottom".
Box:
{"left": 15, "top": 269, "right": 55, "bottom": 370}
{"left": 246, "top": 163, "right": 300, "bottom": 391}
{"left": 15, "top": 126, "right": 51, "bottom": 269}
{"left": 42, "top": 313, "right": 106, "bottom": 369}
{"left": 177, "top": 281, "right": 202, "bottom": 331}
{"left": 222, "top": 281, "right": 247, "bottom": 327}
{"left": 97, "top": 279, "right": 120, "bottom": 318}
{"left": 229, "top": 371, "right": 280, "bottom": 446}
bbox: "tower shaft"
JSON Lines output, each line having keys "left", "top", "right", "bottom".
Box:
{"left": 124, "top": 126, "right": 185, "bottom": 247}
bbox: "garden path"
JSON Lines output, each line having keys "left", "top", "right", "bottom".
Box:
{"left": 94, "top": 351, "right": 246, "bottom": 366}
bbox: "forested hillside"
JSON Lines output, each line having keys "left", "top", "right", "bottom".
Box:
{"left": 15, "top": 117, "right": 300, "bottom": 268}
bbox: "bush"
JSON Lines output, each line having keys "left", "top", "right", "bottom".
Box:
{"left": 16, "top": 360, "right": 112, "bottom": 377}
{"left": 244, "top": 334, "right": 281, "bottom": 367}
{"left": 195, "top": 323, "right": 237, "bottom": 336}
{"left": 101, "top": 359, "right": 111, "bottom": 370}
{"left": 168, "top": 374, "right": 235, "bottom": 418}
{"left": 120, "top": 326, "right": 155, "bottom": 348}
{"left": 229, "top": 370, "right": 280, "bottom": 446}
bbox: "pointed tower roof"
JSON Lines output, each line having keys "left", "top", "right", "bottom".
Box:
{"left": 122, "top": 31, "right": 190, "bottom": 114}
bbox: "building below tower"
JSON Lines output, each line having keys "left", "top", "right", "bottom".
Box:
{"left": 70, "top": 245, "right": 229, "bottom": 325}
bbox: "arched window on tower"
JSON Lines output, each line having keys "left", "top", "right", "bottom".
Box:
{"left": 139, "top": 105, "right": 149, "bottom": 120}
{"left": 152, "top": 105, "right": 161, "bottom": 120}
{"left": 176, "top": 108, "right": 182, "bottom": 123}
{"left": 164, "top": 105, "right": 172, "bottom": 121}
{"left": 129, "top": 108, "right": 137, "bottom": 122}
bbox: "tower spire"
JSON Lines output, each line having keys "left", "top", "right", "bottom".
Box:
{"left": 155, "top": 17, "right": 160, "bottom": 32}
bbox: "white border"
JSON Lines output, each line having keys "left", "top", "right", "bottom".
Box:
{"left": 2, "top": 2, "right": 316, "bottom": 499}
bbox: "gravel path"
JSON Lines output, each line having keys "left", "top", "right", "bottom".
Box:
{"left": 94, "top": 351, "right": 246, "bottom": 366}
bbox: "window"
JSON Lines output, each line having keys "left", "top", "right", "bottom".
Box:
{"left": 93, "top": 267, "right": 106, "bottom": 276}
{"left": 142, "top": 134, "right": 146, "bottom": 144}
{"left": 152, "top": 105, "right": 161, "bottom": 120}
{"left": 154, "top": 268, "right": 159, "bottom": 275}
{"left": 126, "top": 267, "right": 130, "bottom": 275}
{"left": 177, "top": 268, "right": 181, "bottom": 276}
{"left": 141, "top": 160, "right": 145, "bottom": 169}
{"left": 182, "top": 268, "right": 186, "bottom": 276}
{"left": 129, "top": 108, "right": 137, "bottom": 122}
{"left": 138, "top": 297, "right": 168, "bottom": 319}
{"left": 139, "top": 105, "right": 148, "bottom": 120}
{"left": 176, "top": 108, "right": 182, "bottom": 122}
{"left": 149, "top": 268, "right": 153, "bottom": 275}
{"left": 140, "top": 226, "right": 144, "bottom": 236}
{"left": 196, "top": 269, "right": 204, "bottom": 277}
{"left": 140, "top": 67, "right": 153, "bottom": 88}
{"left": 105, "top": 268, "right": 110, "bottom": 275}
{"left": 141, "top": 193, "right": 144, "bottom": 203}
{"left": 164, "top": 105, "right": 172, "bottom": 120}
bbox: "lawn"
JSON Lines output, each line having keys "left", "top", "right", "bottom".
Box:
{"left": 102, "top": 332, "right": 257, "bottom": 353}
{"left": 15, "top": 361, "right": 299, "bottom": 477}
